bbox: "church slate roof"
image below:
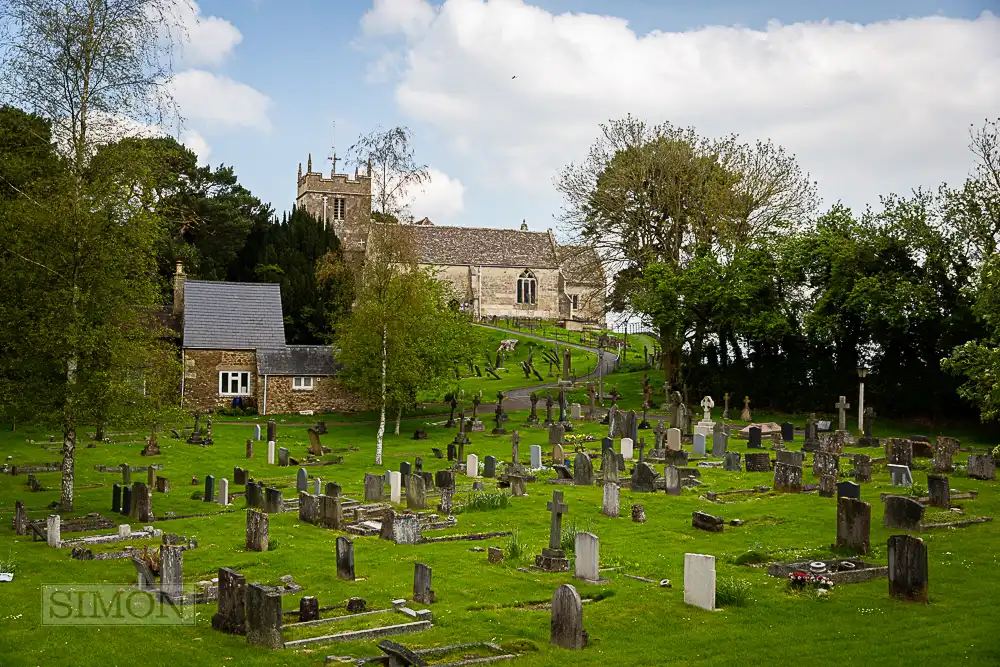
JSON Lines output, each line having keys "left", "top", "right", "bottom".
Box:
{"left": 403, "top": 225, "right": 560, "bottom": 268}
{"left": 257, "top": 346, "right": 341, "bottom": 376}
{"left": 182, "top": 280, "right": 286, "bottom": 349}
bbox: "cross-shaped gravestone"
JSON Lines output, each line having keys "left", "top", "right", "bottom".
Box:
{"left": 722, "top": 392, "right": 730, "bottom": 419}
{"left": 835, "top": 396, "right": 851, "bottom": 431}
{"left": 700, "top": 396, "right": 714, "bottom": 422}
{"left": 547, "top": 491, "right": 569, "bottom": 551}
{"left": 511, "top": 430, "right": 520, "bottom": 463}
{"left": 637, "top": 438, "right": 646, "bottom": 463}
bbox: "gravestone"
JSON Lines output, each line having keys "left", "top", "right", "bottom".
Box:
{"left": 692, "top": 433, "right": 706, "bottom": 456}
{"left": 246, "top": 583, "right": 283, "bottom": 649}
{"left": 266, "top": 419, "right": 276, "bottom": 442}
{"left": 364, "top": 473, "right": 383, "bottom": 502}
{"left": 551, "top": 584, "right": 587, "bottom": 650}
{"left": 336, "top": 536, "right": 355, "bottom": 580}
{"left": 664, "top": 465, "right": 681, "bottom": 496}
{"left": 968, "top": 454, "right": 996, "bottom": 480}
{"left": 277, "top": 448, "right": 290, "bottom": 467}
{"left": 203, "top": 475, "right": 215, "bottom": 503}
{"left": 549, "top": 424, "right": 565, "bottom": 445}
{"left": 46, "top": 514, "right": 61, "bottom": 547}
{"left": 509, "top": 475, "right": 527, "bottom": 497}
{"left": 263, "top": 487, "right": 284, "bottom": 514}
{"left": 307, "top": 428, "right": 323, "bottom": 456}
{"left": 483, "top": 455, "right": 497, "bottom": 478}
{"left": 390, "top": 471, "right": 402, "bottom": 504}
{"left": 776, "top": 450, "right": 804, "bottom": 466}
{"left": 630, "top": 462, "right": 657, "bottom": 492}
{"left": 466, "top": 454, "right": 479, "bottom": 478}
{"left": 160, "top": 544, "right": 183, "bottom": 599}
{"left": 413, "top": 563, "right": 435, "bottom": 604}
{"left": 120, "top": 486, "right": 131, "bottom": 516}
{"left": 234, "top": 467, "right": 248, "bottom": 485}
{"left": 313, "top": 478, "right": 322, "bottom": 496}
{"left": 747, "top": 426, "right": 762, "bottom": 449}
{"left": 836, "top": 497, "right": 871, "bottom": 554}
{"left": 435, "top": 470, "right": 455, "bottom": 490}
{"left": 692, "top": 511, "right": 724, "bottom": 532}
{"left": 744, "top": 452, "right": 770, "bottom": 472}
{"left": 245, "top": 509, "right": 269, "bottom": 552}
{"left": 267, "top": 441, "right": 275, "bottom": 465}
{"left": 217, "top": 478, "right": 229, "bottom": 506}
{"left": 683, "top": 553, "right": 716, "bottom": 611}
{"left": 667, "top": 428, "right": 681, "bottom": 451}
{"left": 535, "top": 491, "right": 571, "bottom": 572}
{"left": 112, "top": 483, "right": 122, "bottom": 513}
{"left": 13, "top": 501, "right": 27, "bottom": 536}
{"left": 296, "top": 468, "right": 308, "bottom": 493}
{"left": 773, "top": 463, "right": 803, "bottom": 493}
{"left": 574, "top": 532, "right": 600, "bottom": 582}
{"left": 211, "top": 567, "right": 246, "bottom": 634}
{"left": 813, "top": 451, "right": 840, "bottom": 479}
{"left": 927, "top": 474, "right": 950, "bottom": 508}
{"left": 552, "top": 443, "right": 565, "bottom": 465}
{"left": 602, "top": 483, "right": 620, "bottom": 518}
{"left": 711, "top": 422, "right": 728, "bottom": 457}
{"left": 574, "top": 452, "right": 594, "bottom": 486}
{"left": 883, "top": 495, "right": 925, "bottom": 530}
{"left": 131, "top": 482, "right": 152, "bottom": 522}
{"left": 632, "top": 504, "right": 646, "bottom": 523}
{"left": 299, "top": 596, "right": 319, "bottom": 623}
{"left": 400, "top": 461, "right": 412, "bottom": 479}
{"left": 246, "top": 439, "right": 253, "bottom": 458}
{"left": 571, "top": 403, "right": 582, "bottom": 420}
{"left": 886, "top": 439, "right": 914, "bottom": 468}
{"left": 447, "top": 443, "right": 457, "bottom": 461}
{"left": 853, "top": 454, "right": 872, "bottom": 482}
{"left": 837, "top": 481, "right": 861, "bottom": 500}
{"left": 438, "top": 486, "right": 455, "bottom": 512}
{"left": 781, "top": 422, "right": 795, "bottom": 441}
{"left": 819, "top": 474, "right": 837, "bottom": 498}
{"left": 888, "top": 535, "right": 929, "bottom": 603}
{"left": 621, "top": 437, "right": 634, "bottom": 461}
{"left": 932, "top": 436, "right": 960, "bottom": 473}
{"left": 120, "top": 463, "right": 131, "bottom": 486}
{"left": 406, "top": 475, "right": 427, "bottom": 510}
{"left": 530, "top": 445, "right": 542, "bottom": 469}
{"left": 253, "top": 424, "right": 261, "bottom": 441}
{"left": 723, "top": 451, "right": 742, "bottom": 472}
{"left": 888, "top": 464, "right": 913, "bottom": 487}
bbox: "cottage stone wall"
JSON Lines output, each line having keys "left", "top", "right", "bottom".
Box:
{"left": 263, "top": 376, "right": 367, "bottom": 414}
{"left": 183, "top": 350, "right": 257, "bottom": 412}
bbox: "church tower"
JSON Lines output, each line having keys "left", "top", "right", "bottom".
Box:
{"left": 295, "top": 151, "right": 372, "bottom": 251}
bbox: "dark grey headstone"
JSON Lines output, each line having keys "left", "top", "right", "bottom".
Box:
{"left": 413, "top": 563, "right": 435, "bottom": 604}
{"left": 780, "top": 422, "right": 794, "bottom": 441}
{"left": 483, "top": 455, "right": 497, "bottom": 478}
{"left": 837, "top": 481, "right": 861, "bottom": 500}
{"left": 748, "top": 426, "right": 762, "bottom": 449}
{"left": 211, "top": 567, "right": 246, "bottom": 634}
{"left": 883, "top": 495, "right": 925, "bottom": 531}
{"left": 246, "top": 583, "right": 283, "bottom": 649}
{"left": 112, "top": 483, "right": 121, "bottom": 513}
{"left": 337, "top": 536, "right": 355, "bottom": 580}
{"left": 888, "top": 534, "right": 928, "bottom": 603}
{"left": 204, "top": 475, "right": 215, "bottom": 503}
{"left": 551, "top": 584, "right": 587, "bottom": 649}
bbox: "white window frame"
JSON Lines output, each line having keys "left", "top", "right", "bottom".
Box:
{"left": 219, "top": 371, "right": 251, "bottom": 397}
{"left": 292, "top": 376, "right": 314, "bottom": 391}
{"left": 516, "top": 270, "right": 537, "bottom": 305}
{"left": 570, "top": 294, "right": 579, "bottom": 310}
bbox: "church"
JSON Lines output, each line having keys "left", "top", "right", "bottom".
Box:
{"left": 295, "top": 154, "right": 606, "bottom": 327}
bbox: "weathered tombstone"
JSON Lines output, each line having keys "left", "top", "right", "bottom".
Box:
{"left": 574, "top": 532, "right": 600, "bottom": 582}
{"left": 413, "top": 563, "right": 435, "bottom": 604}
{"left": 819, "top": 474, "right": 837, "bottom": 498}
{"left": 119, "top": 462, "right": 130, "bottom": 486}
{"left": 246, "top": 583, "right": 283, "bottom": 649}
{"left": 836, "top": 481, "right": 861, "bottom": 500}
{"left": 13, "top": 501, "right": 27, "bottom": 536}
{"left": 747, "top": 426, "right": 762, "bottom": 449}
{"left": 932, "top": 436, "right": 960, "bottom": 473}
{"left": 630, "top": 462, "right": 657, "bottom": 492}
{"left": 548, "top": 423, "right": 565, "bottom": 445}
{"left": 886, "top": 438, "right": 914, "bottom": 468}
{"left": 602, "top": 483, "right": 620, "bottom": 518}
{"left": 550, "top": 584, "right": 587, "bottom": 649}
{"left": 246, "top": 439, "right": 253, "bottom": 458}
{"left": 298, "top": 596, "right": 319, "bottom": 623}
{"left": 888, "top": 535, "right": 929, "bottom": 603}
{"left": 927, "top": 474, "right": 950, "bottom": 508}
{"left": 234, "top": 467, "right": 247, "bottom": 485}
{"left": 773, "top": 463, "right": 803, "bottom": 493}
{"left": 853, "top": 454, "right": 872, "bottom": 483}
{"left": 968, "top": 454, "right": 996, "bottom": 480}
{"left": 488, "top": 546, "right": 504, "bottom": 564}
{"left": 390, "top": 471, "right": 402, "bottom": 504}
{"left": 683, "top": 553, "right": 716, "bottom": 610}
{"left": 435, "top": 469, "right": 455, "bottom": 490}
{"left": 263, "top": 487, "right": 284, "bottom": 514}
{"left": 211, "top": 567, "right": 246, "bottom": 634}
{"left": 667, "top": 428, "right": 681, "bottom": 451}
{"left": 692, "top": 433, "right": 706, "bottom": 456}
{"left": 480, "top": 455, "right": 496, "bottom": 479}
{"left": 744, "top": 452, "right": 770, "bottom": 472}
{"left": 692, "top": 511, "right": 724, "bottom": 532}
{"left": 781, "top": 422, "right": 795, "bottom": 442}
{"left": 313, "top": 478, "right": 322, "bottom": 496}
{"left": 664, "top": 465, "right": 681, "bottom": 496}
{"left": 307, "top": 428, "right": 323, "bottom": 456}
{"left": 246, "top": 509, "right": 269, "bottom": 552}
{"left": 632, "top": 504, "right": 646, "bottom": 523}
{"left": 883, "top": 495, "right": 925, "bottom": 530}
{"left": 132, "top": 557, "right": 155, "bottom": 590}
{"left": 267, "top": 440, "right": 275, "bottom": 465}
{"left": 147, "top": 466, "right": 155, "bottom": 489}
{"left": 393, "top": 513, "right": 422, "bottom": 545}
{"left": 776, "top": 450, "right": 804, "bottom": 466}
{"left": 466, "top": 454, "right": 479, "bottom": 478}
{"left": 552, "top": 443, "right": 565, "bottom": 465}
{"left": 573, "top": 452, "right": 594, "bottom": 486}
{"left": 406, "top": 475, "right": 427, "bottom": 510}
{"left": 336, "top": 536, "right": 355, "bottom": 580}
{"left": 723, "top": 451, "right": 742, "bottom": 472}
{"left": 46, "top": 514, "right": 61, "bottom": 547}
{"left": 888, "top": 464, "right": 913, "bottom": 487}
{"left": 217, "top": 478, "right": 229, "bottom": 506}
{"left": 530, "top": 445, "right": 542, "bottom": 469}
{"left": 266, "top": 419, "right": 276, "bottom": 442}
{"left": 160, "top": 544, "right": 183, "bottom": 599}
{"left": 813, "top": 451, "right": 840, "bottom": 478}
{"left": 570, "top": 403, "right": 583, "bottom": 420}
{"left": 112, "top": 483, "right": 122, "bottom": 513}
{"left": 711, "top": 422, "right": 728, "bottom": 457}
{"left": 277, "top": 447, "right": 290, "bottom": 467}
{"left": 438, "top": 486, "right": 455, "bottom": 512}
{"left": 509, "top": 475, "right": 527, "bottom": 497}
{"left": 836, "top": 497, "right": 871, "bottom": 554}
{"left": 364, "top": 473, "right": 383, "bottom": 502}
{"left": 131, "top": 482, "right": 152, "bottom": 521}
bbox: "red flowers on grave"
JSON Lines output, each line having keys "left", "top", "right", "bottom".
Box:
{"left": 787, "top": 571, "right": 835, "bottom": 591}
{"left": 788, "top": 571, "right": 809, "bottom": 589}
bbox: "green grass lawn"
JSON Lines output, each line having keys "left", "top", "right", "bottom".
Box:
{"left": 1, "top": 409, "right": 999, "bottom": 666}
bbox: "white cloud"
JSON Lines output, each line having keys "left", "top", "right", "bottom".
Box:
{"left": 406, "top": 167, "right": 466, "bottom": 222}
{"left": 170, "top": 70, "right": 272, "bottom": 132}
{"left": 360, "top": 1, "right": 1000, "bottom": 213}
{"left": 168, "top": 0, "right": 243, "bottom": 68}
{"left": 181, "top": 129, "right": 212, "bottom": 165}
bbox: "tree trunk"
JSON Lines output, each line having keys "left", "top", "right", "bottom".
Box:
{"left": 61, "top": 421, "right": 76, "bottom": 511}
{"left": 394, "top": 405, "right": 402, "bottom": 436}
{"left": 95, "top": 423, "right": 104, "bottom": 442}
{"left": 375, "top": 325, "right": 387, "bottom": 465}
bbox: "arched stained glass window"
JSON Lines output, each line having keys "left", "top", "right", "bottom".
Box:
{"left": 516, "top": 270, "right": 536, "bottom": 305}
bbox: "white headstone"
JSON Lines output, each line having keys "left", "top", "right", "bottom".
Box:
{"left": 667, "top": 428, "right": 682, "bottom": 451}
{"left": 390, "top": 471, "right": 402, "bottom": 504}
{"left": 467, "top": 454, "right": 479, "bottom": 478}
{"left": 574, "top": 532, "right": 600, "bottom": 582}
{"left": 267, "top": 440, "right": 276, "bottom": 465}
{"left": 693, "top": 434, "right": 706, "bottom": 456}
{"left": 314, "top": 478, "right": 322, "bottom": 495}
{"left": 888, "top": 464, "right": 913, "bottom": 487}
{"left": 620, "top": 437, "right": 634, "bottom": 460}
{"left": 570, "top": 403, "right": 582, "bottom": 419}
{"left": 217, "top": 478, "right": 229, "bottom": 506}
{"left": 118, "top": 524, "right": 131, "bottom": 537}
{"left": 46, "top": 514, "right": 60, "bottom": 547}
{"left": 683, "top": 553, "right": 716, "bottom": 610}
{"left": 253, "top": 424, "right": 261, "bottom": 441}
{"left": 694, "top": 425, "right": 710, "bottom": 437}
{"left": 700, "top": 395, "right": 715, "bottom": 423}
{"left": 602, "top": 483, "right": 620, "bottom": 518}
{"left": 529, "top": 445, "right": 542, "bottom": 469}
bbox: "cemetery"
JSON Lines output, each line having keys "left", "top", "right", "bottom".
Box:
{"left": 3, "top": 386, "right": 1000, "bottom": 666}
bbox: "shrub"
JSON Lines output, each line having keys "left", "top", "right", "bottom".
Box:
{"left": 190, "top": 491, "right": 203, "bottom": 500}
{"left": 460, "top": 490, "right": 511, "bottom": 513}
{"left": 716, "top": 577, "right": 753, "bottom": 607}
{"left": 560, "top": 519, "right": 595, "bottom": 553}
{"left": 504, "top": 529, "right": 528, "bottom": 562}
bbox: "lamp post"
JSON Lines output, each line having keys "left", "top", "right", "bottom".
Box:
{"left": 857, "top": 365, "right": 869, "bottom": 435}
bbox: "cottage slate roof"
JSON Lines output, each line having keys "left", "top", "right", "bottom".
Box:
{"left": 558, "top": 245, "right": 605, "bottom": 285}
{"left": 403, "top": 224, "right": 560, "bottom": 268}
{"left": 182, "top": 280, "right": 286, "bottom": 349}
{"left": 257, "top": 346, "right": 341, "bottom": 376}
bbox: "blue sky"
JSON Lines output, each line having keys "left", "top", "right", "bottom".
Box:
{"left": 177, "top": 0, "right": 999, "bottom": 232}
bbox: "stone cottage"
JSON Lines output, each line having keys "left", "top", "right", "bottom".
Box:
{"left": 173, "top": 263, "right": 361, "bottom": 414}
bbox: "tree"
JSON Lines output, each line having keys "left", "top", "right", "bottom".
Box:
{"left": 0, "top": 0, "right": 184, "bottom": 510}
{"left": 348, "top": 126, "right": 429, "bottom": 221}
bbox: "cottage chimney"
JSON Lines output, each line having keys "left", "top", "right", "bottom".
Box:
{"left": 173, "top": 261, "right": 186, "bottom": 316}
